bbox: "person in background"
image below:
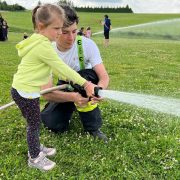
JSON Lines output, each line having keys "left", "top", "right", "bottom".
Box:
{"left": 41, "top": 4, "right": 109, "bottom": 143}
{"left": 2, "top": 20, "right": 9, "bottom": 40}
{"left": 77, "top": 26, "right": 85, "bottom": 36}
{"left": 102, "top": 14, "right": 111, "bottom": 47}
{"left": 11, "top": 3, "right": 96, "bottom": 171}
{"left": 23, "top": 32, "right": 29, "bottom": 39}
{"left": 85, "top": 26, "right": 91, "bottom": 38}
{"left": 0, "top": 13, "right": 3, "bottom": 23}
{"left": 0, "top": 14, "right": 5, "bottom": 41}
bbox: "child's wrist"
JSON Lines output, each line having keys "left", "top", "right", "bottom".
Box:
{"left": 84, "top": 81, "right": 91, "bottom": 90}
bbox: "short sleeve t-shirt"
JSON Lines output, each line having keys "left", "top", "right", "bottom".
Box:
{"left": 52, "top": 36, "right": 102, "bottom": 72}
{"left": 104, "top": 18, "right": 111, "bottom": 32}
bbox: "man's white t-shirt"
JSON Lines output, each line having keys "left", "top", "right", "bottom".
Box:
{"left": 52, "top": 36, "right": 102, "bottom": 72}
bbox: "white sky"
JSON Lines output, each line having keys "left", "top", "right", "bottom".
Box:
{"left": 4, "top": 0, "right": 180, "bottom": 13}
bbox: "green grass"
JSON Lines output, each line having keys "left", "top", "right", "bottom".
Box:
{"left": 0, "top": 11, "right": 180, "bottom": 179}
{"left": 1, "top": 10, "right": 180, "bottom": 33}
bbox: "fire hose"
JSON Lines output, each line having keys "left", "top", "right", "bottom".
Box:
{"left": 0, "top": 84, "right": 70, "bottom": 111}
{"left": 0, "top": 84, "right": 101, "bottom": 111}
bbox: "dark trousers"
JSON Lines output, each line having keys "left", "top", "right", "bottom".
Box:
{"left": 41, "top": 102, "right": 102, "bottom": 133}
{"left": 11, "top": 88, "right": 40, "bottom": 158}
{"left": 0, "top": 28, "right": 5, "bottom": 41}
{"left": 104, "top": 31, "right": 109, "bottom": 39}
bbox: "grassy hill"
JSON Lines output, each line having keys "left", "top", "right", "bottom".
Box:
{"left": 0, "top": 11, "right": 180, "bottom": 179}
{"left": 1, "top": 10, "right": 180, "bottom": 33}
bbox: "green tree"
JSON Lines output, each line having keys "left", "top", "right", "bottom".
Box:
{"left": 58, "top": 0, "right": 74, "bottom": 7}
{"left": 0, "top": 1, "right": 25, "bottom": 11}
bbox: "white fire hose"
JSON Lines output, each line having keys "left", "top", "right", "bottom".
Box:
{"left": 0, "top": 84, "right": 70, "bottom": 111}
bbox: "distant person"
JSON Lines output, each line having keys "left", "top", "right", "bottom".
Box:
{"left": 0, "top": 13, "right": 3, "bottom": 22}
{"left": 2, "top": 20, "right": 8, "bottom": 40}
{"left": 102, "top": 14, "right": 111, "bottom": 47}
{"left": 85, "top": 26, "right": 91, "bottom": 38}
{"left": 11, "top": 3, "right": 96, "bottom": 171}
{"left": 23, "top": 32, "right": 29, "bottom": 39}
{"left": 77, "top": 27, "right": 85, "bottom": 36}
{"left": 0, "top": 14, "right": 5, "bottom": 41}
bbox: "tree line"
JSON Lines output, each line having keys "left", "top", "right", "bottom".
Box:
{"left": 58, "top": 0, "right": 133, "bottom": 13}
{"left": 0, "top": 0, "right": 133, "bottom": 13}
{"left": 0, "top": 1, "right": 25, "bottom": 11}
{"left": 75, "top": 5, "right": 133, "bottom": 13}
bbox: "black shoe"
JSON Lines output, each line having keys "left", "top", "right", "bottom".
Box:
{"left": 90, "top": 130, "right": 108, "bottom": 143}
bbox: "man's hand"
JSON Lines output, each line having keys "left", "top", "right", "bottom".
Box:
{"left": 90, "top": 96, "right": 104, "bottom": 105}
{"left": 73, "top": 92, "right": 89, "bottom": 107}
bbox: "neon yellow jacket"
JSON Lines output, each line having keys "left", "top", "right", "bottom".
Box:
{"left": 12, "top": 33, "right": 86, "bottom": 93}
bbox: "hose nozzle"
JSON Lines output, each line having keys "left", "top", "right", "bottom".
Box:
{"left": 94, "top": 87, "right": 102, "bottom": 97}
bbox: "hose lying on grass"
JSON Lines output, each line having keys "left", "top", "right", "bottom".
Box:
{"left": 0, "top": 84, "right": 70, "bottom": 111}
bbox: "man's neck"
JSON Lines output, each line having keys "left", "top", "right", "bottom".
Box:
{"left": 56, "top": 43, "right": 69, "bottom": 52}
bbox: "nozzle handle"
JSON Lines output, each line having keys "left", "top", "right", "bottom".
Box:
{"left": 94, "top": 87, "right": 102, "bottom": 97}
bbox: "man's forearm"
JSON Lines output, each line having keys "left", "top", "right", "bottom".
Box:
{"left": 93, "top": 64, "right": 109, "bottom": 89}
{"left": 42, "top": 91, "right": 76, "bottom": 103}
{"left": 97, "top": 73, "right": 109, "bottom": 89}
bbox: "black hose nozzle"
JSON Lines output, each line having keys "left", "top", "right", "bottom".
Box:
{"left": 70, "top": 82, "right": 102, "bottom": 98}
{"left": 94, "top": 86, "right": 102, "bottom": 97}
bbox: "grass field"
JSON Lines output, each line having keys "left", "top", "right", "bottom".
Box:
{"left": 0, "top": 11, "right": 180, "bottom": 179}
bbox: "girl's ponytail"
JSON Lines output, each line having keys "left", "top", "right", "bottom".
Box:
{"left": 32, "top": 4, "right": 65, "bottom": 31}
{"left": 32, "top": 5, "right": 40, "bottom": 29}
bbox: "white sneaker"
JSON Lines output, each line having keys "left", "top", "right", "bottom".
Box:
{"left": 28, "top": 152, "right": 56, "bottom": 171}
{"left": 40, "top": 144, "right": 56, "bottom": 156}
{"left": 28, "top": 144, "right": 56, "bottom": 157}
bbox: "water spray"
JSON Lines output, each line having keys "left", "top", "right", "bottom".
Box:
{"left": 65, "top": 85, "right": 180, "bottom": 117}
{"left": 93, "top": 18, "right": 180, "bottom": 40}
{"left": 95, "top": 88, "right": 180, "bottom": 117}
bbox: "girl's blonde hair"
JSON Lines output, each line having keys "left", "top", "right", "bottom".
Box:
{"left": 32, "top": 3, "right": 65, "bottom": 29}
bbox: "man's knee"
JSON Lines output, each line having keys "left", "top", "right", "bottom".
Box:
{"left": 41, "top": 102, "right": 74, "bottom": 133}
{"left": 41, "top": 112, "right": 70, "bottom": 133}
{"left": 44, "top": 123, "right": 69, "bottom": 133}
{"left": 79, "top": 107, "right": 102, "bottom": 131}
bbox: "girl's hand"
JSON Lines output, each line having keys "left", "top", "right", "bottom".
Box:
{"left": 84, "top": 81, "right": 96, "bottom": 97}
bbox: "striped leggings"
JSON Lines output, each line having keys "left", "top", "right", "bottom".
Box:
{"left": 11, "top": 88, "right": 40, "bottom": 158}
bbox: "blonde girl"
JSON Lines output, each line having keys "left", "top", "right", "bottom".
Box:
{"left": 11, "top": 4, "right": 95, "bottom": 171}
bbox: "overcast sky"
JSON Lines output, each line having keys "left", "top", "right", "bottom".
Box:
{"left": 4, "top": 0, "right": 180, "bottom": 13}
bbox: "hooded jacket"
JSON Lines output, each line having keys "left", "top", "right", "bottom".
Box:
{"left": 12, "top": 33, "right": 86, "bottom": 93}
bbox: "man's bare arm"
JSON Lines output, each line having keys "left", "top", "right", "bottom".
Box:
{"left": 93, "top": 63, "right": 109, "bottom": 89}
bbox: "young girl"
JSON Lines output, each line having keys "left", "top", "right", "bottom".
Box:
{"left": 11, "top": 4, "right": 95, "bottom": 171}
{"left": 85, "top": 26, "right": 91, "bottom": 38}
